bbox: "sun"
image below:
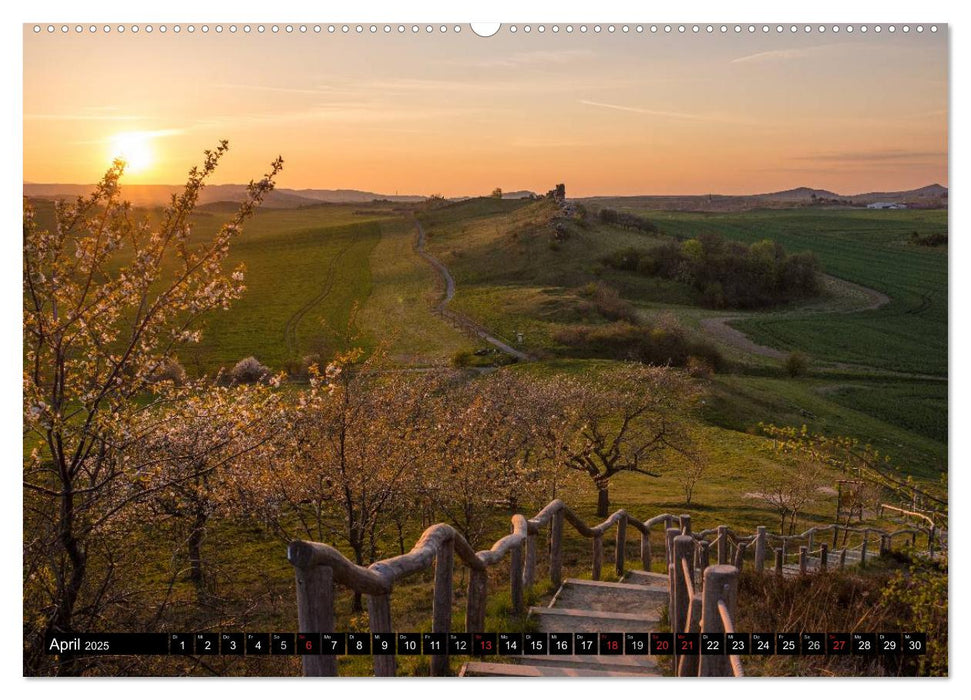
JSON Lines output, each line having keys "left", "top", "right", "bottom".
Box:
{"left": 110, "top": 131, "right": 155, "bottom": 174}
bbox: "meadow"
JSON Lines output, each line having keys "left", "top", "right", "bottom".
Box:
{"left": 631, "top": 208, "right": 949, "bottom": 377}
{"left": 24, "top": 191, "right": 947, "bottom": 677}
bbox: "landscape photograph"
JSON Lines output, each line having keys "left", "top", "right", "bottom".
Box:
{"left": 22, "top": 22, "right": 948, "bottom": 678}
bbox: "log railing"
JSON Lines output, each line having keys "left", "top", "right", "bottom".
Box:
{"left": 669, "top": 533, "right": 743, "bottom": 677}
{"left": 288, "top": 499, "right": 945, "bottom": 677}
{"left": 288, "top": 499, "right": 682, "bottom": 677}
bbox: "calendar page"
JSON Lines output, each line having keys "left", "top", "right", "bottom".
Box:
{"left": 22, "top": 17, "right": 947, "bottom": 680}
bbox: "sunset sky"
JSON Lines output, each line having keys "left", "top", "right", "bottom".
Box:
{"left": 23, "top": 25, "right": 948, "bottom": 197}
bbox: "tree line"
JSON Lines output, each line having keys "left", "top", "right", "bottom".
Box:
{"left": 602, "top": 232, "right": 822, "bottom": 309}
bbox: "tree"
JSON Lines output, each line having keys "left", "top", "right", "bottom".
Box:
{"left": 541, "top": 364, "right": 698, "bottom": 517}
{"left": 491, "top": 187, "right": 503, "bottom": 199}
{"left": 427, "top": 372, "right": 558, "bottom": 548}
{"left": 23, "top": 142, "right": 282, "bottom": 673}
{"left": 131, "top": 380, "right": 285, "bottom": 604}
{"left": 258, "top": 350, "right": 442, "bottom": 610}
{"left": 757, "top": 458, "right": 827, "bottom": 534}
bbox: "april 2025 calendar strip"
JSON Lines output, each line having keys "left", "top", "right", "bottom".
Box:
{"left": 46, "top": 632, "right": 927, "bottom": 656}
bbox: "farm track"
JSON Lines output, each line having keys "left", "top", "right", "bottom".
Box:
{"left": 414, "top": 220, "right": 532, "bottom": 362}
{"left": 699, "top": 273, "right": 895, "bottom": 365}
{"left": 282, "top": 237, "right": 358, "bottom": 358}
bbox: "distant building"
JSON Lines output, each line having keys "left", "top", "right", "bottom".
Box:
{"left": 867, "top": 202, "right": 907, "bottom": 209}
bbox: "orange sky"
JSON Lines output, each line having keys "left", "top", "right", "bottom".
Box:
{"left": 23, "top": 25, "right": 948, "bottom": 197}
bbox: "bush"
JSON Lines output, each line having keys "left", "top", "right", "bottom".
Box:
{"left": 552, "top": 318, "right": 724, "bottom": 370}
{"left": 149, "top": 357, "right": 187, "bottom": 386}
{"left": 591, "top": 284, "right": 638, "bottom": 323}
{"left": 231, "top": 356, "right": 270, "bottom": 384}
{"left": 597, "top": 208, "right": 658, "bottom": 234}
{"left": 785, "top": 351, "right": 809, "bottom": 377}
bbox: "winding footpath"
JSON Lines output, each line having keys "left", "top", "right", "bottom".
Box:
{"left": 698, "top": 274, "right": 892, "bottom": 362}
{"left": 414, "top": 220, "right": 532, "bottom": 363}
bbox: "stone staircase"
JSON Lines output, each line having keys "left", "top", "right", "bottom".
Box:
{"left": 459, "top": 571, "right": 669, "bottom": 677}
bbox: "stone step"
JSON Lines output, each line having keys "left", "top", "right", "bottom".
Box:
{"left": 621, "top": 570, "right": 671, "bottom": 587}
{"left": 550, "top": 579, "right": 667, "bottom": 614}
{"left": 529, "top": 605, "right": 660, "bottom": 633}
{"left": 522, "top": 653, "right": 659, "bottom": 675}
{"left": 459, "top": 661, "right": 659, "bottom": 677}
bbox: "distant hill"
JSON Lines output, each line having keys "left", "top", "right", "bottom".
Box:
{"left": 581, "top": 184, "right": 947, "bottom": 212}
{"left": 756, "top": 187, "right": 841, "bottom": 201}
{"left": 23, "top": 183, "right": 426, "bottom": 208}
{"left": 502, "top": 190, "right": 538, "bottom": 200}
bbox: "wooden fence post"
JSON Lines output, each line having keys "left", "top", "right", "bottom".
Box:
{"left": 754, "top": 526, "right": 767, "bottom": 573}
{"left": 733, "top": 542, "right": 747, "bottom": 572}
{"left": 700, "top": 565, "right": 738, "bottom": 677}
{"left": 832, "top": 526, "right": 840, "bottom": 548}
{"left": 294, "top": 564, "right": 337, "bottom": 677}
{"left": 774, "top": 548, "right": 783, "bottom": 576}
{"left": 466, "top": 568, "right": 487, "bottom": 634}
{"left": 592, "top": 535, "right": 603, "bottom": 581}
{"left": 717, "top": 526, "right": 728, "bottom": 565}
{"left": 616, "top": 513, "right": 628, "bottom": 577}
{"left": 820, "top": 543, "right": 828, "bottom": 571}
{"left": 860, "top": 530, "right": 868, "bottom": 568}
{"left": 700, "top": 541, "right": 710, "bottom": 573}
{"left": 799, "top": 546, "right": 808, "bottom": 575}
{"left": 807, "top": 530, "right": 815, "bottom": 556}
{"left": 510, "top": 540, "right": 523, "bottom": 616}
{"left": 929, "top": 525, "right": 936, "bottom": 558}
{"left": 641, "top": 530, "right": 652, "bottom": 572}
{"left": 368, "top": 593, "right": 395, "bottom": 677}
{"left": 523, "top": 531, "right": 537, "bottom": 590}
{"left": 550, "top": 509, "right": 564, "bottom": 587}
{"left": 430, "top": 538, "right": 453, "bottom": 676}
{"left": 672, "top": 535, "right": 694, "bottom": 672}
{"left": 665, "top": 527, "right": 680, "bottom": 568}
{"left": 839, "top": 548, "right": 847, "bottom": 570}
{"left": 680, "top": 514, "right": 692, "bottom": 535}
{"left": 879, "top": 534, "right": 890, "bottom": 557}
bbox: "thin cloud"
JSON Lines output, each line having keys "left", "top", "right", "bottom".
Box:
{"left": 578, "top": 99, "right": 757, "bottom": 126}
{"left": 214, "top": 83, "right": 337, "bottom": 96}
{"left": 25, "top": 113, "right": 146, "bottom": 122}
{"left": 730, "top": 47, "right": 823, "bottom": 64}
{"left": 469, "top": 49, "right": 596, "bottom": 69}
{"left": 796, "top": 150, "right": 946, "bottom": 163}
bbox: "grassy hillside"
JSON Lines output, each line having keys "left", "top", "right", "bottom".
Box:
{"left": 632, "top": 209, "right": 948, "bottom": 376}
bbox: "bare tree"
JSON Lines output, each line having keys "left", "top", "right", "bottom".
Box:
{"left": 540, "top": 364, "right": 698, "bottom": 517}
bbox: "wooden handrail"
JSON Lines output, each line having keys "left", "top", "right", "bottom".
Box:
{"left": 717, "top": 600, "right": 745, "bottom": 677}
{"left": 289, "top": 496, "right": 945, "bottom": 677}
{"left": 289, "top": 499, "right": 682, "bottom": 676}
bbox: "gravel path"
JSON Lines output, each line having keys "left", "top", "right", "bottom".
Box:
{"left": 414, "top": 221, "right": 532, "bottom": 362}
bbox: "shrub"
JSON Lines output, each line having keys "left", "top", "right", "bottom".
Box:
{"left": 148, "top": 357, "right": 187, "bottom": 386}
{"left": 231, "top": 356, "right": 270, "bottom": 384}
{"left": 686, "top": 355, "right": 715, "bottom": 379}
{"left": 785, "top": 351, "right": 810, "bottom": 377}
{"left": 552, "top": 318, "right": 724, "bottom": 370}
{"left": 592, "top": 284, "right": 638, "bottom": 323}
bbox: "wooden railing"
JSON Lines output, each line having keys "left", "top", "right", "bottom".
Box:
{"left": 668, "top": 529, "right": 743, "bottom": 677}
{"left": 287, "top": 503, "right": 945, "bottom": 677}
{"left": 288, "top": 499, "right": 682, "bottom": 677}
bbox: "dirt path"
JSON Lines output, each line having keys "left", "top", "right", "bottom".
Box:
{"left": 283, "top": 238, "right": 357, "bottom": 357}
{"left": 699, "top": 274, "right": 891, "bottom": 361}
{"left": 414, "top": 221, "right": 532, "bottom": 362}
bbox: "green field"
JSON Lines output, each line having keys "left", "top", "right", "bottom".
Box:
{"left": 417, "top": 199, "right": 947, "bottom": 481}
{"left": 632, "top": 208, "right": 948, "bottom": 376}
{"left": 27, "top": 195, "right": 948, "bottom": 483}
